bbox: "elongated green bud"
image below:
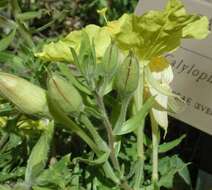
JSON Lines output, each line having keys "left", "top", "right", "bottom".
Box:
{"left": 0, "top": 72, "right": 50, "bottom": 117}
{"left": 102, "top": 42, "right": 119, "bottom": 77}
{"left": 47, "top": 74, "right": 84, "bottom": 115}
{"left": 115, "top": 52, "right": 139, "bottom": 97}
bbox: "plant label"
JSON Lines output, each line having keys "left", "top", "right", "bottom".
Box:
{"left": 135, "top": 0, "right": 212, "bottom": 135}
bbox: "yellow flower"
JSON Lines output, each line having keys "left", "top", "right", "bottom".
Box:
{"left": 149, "top": 56, "right": 169, "bottom": 72}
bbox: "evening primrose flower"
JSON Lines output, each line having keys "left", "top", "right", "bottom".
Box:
{"left": 145, "top": 56, "right": 174, "bottom": 132}
{"left": 36, "top": 25, "right": 111, "bottom": 63}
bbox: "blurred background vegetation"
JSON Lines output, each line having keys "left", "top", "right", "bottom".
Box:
{"left": 0, "top": 0, "right": 138, "bottom": 81}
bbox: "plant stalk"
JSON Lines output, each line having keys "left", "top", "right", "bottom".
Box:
{"left": 80, "top": 115, "right": 109, "bottom": 152}
{"left": 134, "top": 65, "right": 145, "bottom": 190}
{"left": 150, "top": 111, "right": 159, "bottom": 187}
{"left": 95, "top": 92, "right": 120, "bottom": 171}
{"left": 49, "top": 99, "right": 120, "bottom": 184}
{"left": 113, "top": 96, "right": 131, "bottom": 134}
{"left": 134, "top": 121, "right": 145, "bottom": 190}
{"left": 94, "top": 92, "right": 133, "bottom": 190}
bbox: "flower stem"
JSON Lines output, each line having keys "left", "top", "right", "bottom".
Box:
{"left": 134, "top": 65, "right": 145, "bottom": 190}
{"left": 113, "top": 97, "right": 131, "bottom": 134}
{"left": 95, "top": 92, "right": 133, "bottom": 190}
{"left": 150, "top": 112, "right": 159, "bottom": 187}
{"left": 95, "top": 91, "right": 120, "bottom": 171}
{"left": 134, "top": 121, "right": 145, "bottom": 190}
{"left": 80, "top": 115, "right": 109, "bottom": 152}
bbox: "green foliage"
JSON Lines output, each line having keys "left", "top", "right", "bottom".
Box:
{"left": 158, "top": 155, "right": 191, "bottom": 188}
{"left": 25, "top": 121, "right": 54, "bottom": 187}
{"left": 0, "top": 0, "right": 209, "bottom": 189}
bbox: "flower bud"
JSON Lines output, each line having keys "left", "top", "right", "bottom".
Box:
{"left": 115, "top": 52, "right": 139, "bottom": 97}
{"left": 101, "top": 42, "right": 119, "bottom": 77}
{"left": 47, "top": 74, "right": 84, "bottom": 115}
{"left": 0, "top": 72, "right": 50, "bottom": 117}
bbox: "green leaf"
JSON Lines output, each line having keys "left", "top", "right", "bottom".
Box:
{"left": 25, "top": 121, "right": 54, "bottom": 186}
{"left": 0, "top": 16, "right": 16, "bottom": 29}
{"left": 16, "top": 11, "right": 42, "bottom": 20}
{"left": 158, "top": 155, "right": 190, "bottom": 188}
{"left": 0, "top": 167, "right": 25, "bottom": 182}
{"left": 159, "top": 134, "right": 186, "bottom": 153}
{"left": 78, "top": 31, "right": 96, "bottom": 78}
{"left": 178, "top": 164, "right": 191, "bottom": 185}
{"left": 73, "top": 151, "right": 110, "bottom": 166}
{"left": 47, "top": 95, "right": 100, "bottom": 155}
{"left": 57, "top": 63, "right": 91, "bottom": 95}
{"left": 35, "top": 155, "right": 72, "bottom": 189}
{"left": 0, "top": 51, "right": 26, "bottom": 74}
{"left": 34, "top": 10, "right": 68, "bottom": 33}
{"left": 114, "top": 96, "right": 155, "bottom": 135}
{"left": 0, "top": 29, "right": 16, "bottom": 51}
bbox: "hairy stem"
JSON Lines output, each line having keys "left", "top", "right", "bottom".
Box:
{"left": 134, "top": 66, "right": 145, "bottom": 189}
{"left": 95, "top": 92, "right": 134, "bottom": 190}
{"left": 80, "top": 115, "right": 109, "bottom": 151}
{"left": 113, "top": 97, "right": 131, "bottom": 134}
{"left": 150, "top": 112, "right": 159, "bottom": 186}
{"left": 134, "top": 121, "right": 145, "bottom": 190}
{"left": 95, "top": 92, "right": 120, "bottom": 171}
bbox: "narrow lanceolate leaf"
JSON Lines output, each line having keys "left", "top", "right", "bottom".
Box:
{"left": 73, "top": 151, "right": 110, "bottom": 166}
{"left": 115, "top": 51, "right": 139, "bottom": 97}
{"left": 16, "top": 11, "right": 42, "bottom": 21}
{"left": 114, "top": 96, "right": 155, "bottom": 135}
{"left": 0, "top": 72, "right": 50, "bottom": 117}
{"left": 57, "top": 63, "right": 91, "bottom": 95}
{"left": 35, "top": 155, "right": 72, "bottom": 189}
{"left": 25, "top": 120, "right": 54, "bottom": 187}
{"left": 78, "top": 31, "right": 97, "bottom": 79}
{"left": 0, "top": 15, "right": 16, "bottom": 29}
{"left": 48, "top": 73, "right": 84, "bottom": 115}
{"left": 159, "top": 134, "right": 186, "bottom": 153}
{"left": 0, "top": 29, "right": 16, "bottom": 51}
{"left": 158, "top": 155, "right": 191, "bottom": 188}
